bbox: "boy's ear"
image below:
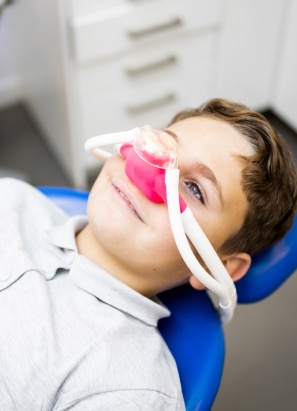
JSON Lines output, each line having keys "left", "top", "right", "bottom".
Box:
{"left": 189, "top": 252, "right": 251, "bottom": 290}
{"left": 221, "top": 252, "right": 251, "bottom": 283}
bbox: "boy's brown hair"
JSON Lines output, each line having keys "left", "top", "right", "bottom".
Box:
{"left": 169, "top": 98, "right": 297, "bottom": 256}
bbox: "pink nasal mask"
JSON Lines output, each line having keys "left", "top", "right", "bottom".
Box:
{"left": 119, "top": 126, "right": 186, "bottom": 212}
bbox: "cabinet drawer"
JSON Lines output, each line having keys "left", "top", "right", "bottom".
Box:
{"left": 70, "top": 0, "right": 126, "bottom": 16}
{"left": 69, "top": 0, "right": 221, "bottom": 63}
{"left": 80, "top": 58, "right": 211, "bottom": 144}
{"left": 77, "top": 31, "right": 213, "bottom": 95}
{"left": 78, "top": 30, "right": 216, "bottom": 147}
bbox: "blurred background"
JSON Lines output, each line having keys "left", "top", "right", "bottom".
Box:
{"left": 1, "top": 0, "right": 297, "bottom": 409}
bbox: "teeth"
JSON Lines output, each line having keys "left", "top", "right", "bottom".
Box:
{"left": 115, "top": 185, "right": 142, "bottom": 221}
{"left": 118, "top": 188, "right": 135, "bottom": 211}
{"left": 119, "top": 190, "right": 126, "bottom": 199}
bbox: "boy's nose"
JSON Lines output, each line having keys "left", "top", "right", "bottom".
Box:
{"left": 120, "top": 143, "right": 168, "bottom": 204}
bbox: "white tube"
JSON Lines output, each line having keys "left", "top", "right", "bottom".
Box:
{"left": 165, "top": 169, "right": 227, "bottom": 296}
{"left": 84, "top": 128, "right": 139, "bottom": 160}
{"left": 165, "top": 168, "right": 236, "bottom": 324}
{"left": 182, "top": 209, "right": 235, "bottom": 291}
{"left": 182, "top": 209, "right": 237, "bottom": 323}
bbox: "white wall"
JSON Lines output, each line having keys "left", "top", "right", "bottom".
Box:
{"left": 272, "top": 0, "right": 297, "bottom": 131}
{"left": 217, "top": 0, "right": 286, "bottom": 111}
{"left": 0, "top": 3, "right": 22, "bottom": 108}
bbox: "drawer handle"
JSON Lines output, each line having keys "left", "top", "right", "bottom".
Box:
{"left": 127, "top": 17, "right": 182, "bottom": 40}
{"left": 125, "top": 55, "right": 177, "bottom": 77}
{"left": 127, "top": 92, "right": 176, "bottom": 115}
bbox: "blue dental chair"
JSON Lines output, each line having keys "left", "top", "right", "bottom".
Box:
{"left": 38, "top": 186, "right": 297, "bottom": 411}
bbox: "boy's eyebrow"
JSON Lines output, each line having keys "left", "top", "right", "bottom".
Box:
{"left": 164, "top": 128, "right": 224, "bottom": 207}
{"left": 164, "top": 129, "right": 179, "bottom": 141}
{"left": 194, "top": 163, "right": 224, "bottom": 207}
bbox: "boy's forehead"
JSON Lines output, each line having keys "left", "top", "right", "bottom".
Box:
{"left": 167, "top": 116, "right": 254, "bottom": 157}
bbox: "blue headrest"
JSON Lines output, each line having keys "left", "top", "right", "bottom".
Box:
{"left": 236, "top": 216, "right": 297, "bottom": 303}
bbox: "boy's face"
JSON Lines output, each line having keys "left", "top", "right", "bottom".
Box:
{"left": 83, "top": 116, "right": 254, "bottom": 296}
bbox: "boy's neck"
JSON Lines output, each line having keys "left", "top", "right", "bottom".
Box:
{"left": 75, "top": 224, "right": 158, "bottom": 298}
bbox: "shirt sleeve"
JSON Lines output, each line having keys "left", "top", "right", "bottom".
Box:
{"left": 54, "top": 389, "right": 186, "bottom": 411}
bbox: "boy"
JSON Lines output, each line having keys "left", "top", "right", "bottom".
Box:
{"left": 0, "top": 98, "right": 296, "bottom": 410}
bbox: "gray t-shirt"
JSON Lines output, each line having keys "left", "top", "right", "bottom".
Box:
{"left": 0, "top": 178, "right": 185, "bottom": 411}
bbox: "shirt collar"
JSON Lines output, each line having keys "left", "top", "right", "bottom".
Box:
{"left": 48, "top": 215, "right": 87, "bottom": 252}
{"left": 69, "top": 255, "right": 170, "bottom": 326}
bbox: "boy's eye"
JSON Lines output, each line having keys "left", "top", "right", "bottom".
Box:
{"left": 185, "top": 181, "right": 205, "bottom": 203}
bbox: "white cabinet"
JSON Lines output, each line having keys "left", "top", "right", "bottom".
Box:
{"left": 12, "top": 0, "right": 222, "bottom": 187}
{"left": 69, "top": 0, "right": 220, "bottom": 63}
{"left": 67, "top": 0, "right": 222, "bottom": 185}
{"left": 78, "top": 33, "right": 215, "bottom": 147}
{"left": 217, "top": 0, "right": 286, "bottom": 110}
{"left": 272, "top": 0, "right": 297, "bottom": 132}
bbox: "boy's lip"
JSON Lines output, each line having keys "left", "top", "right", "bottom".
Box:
{"left": 111, "top": 179, "right": 144, "bottom": 222}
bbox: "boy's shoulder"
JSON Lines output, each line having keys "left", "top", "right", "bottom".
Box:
{"left": 0, "top": 178, "right": 66, "bottom": 220}
{"left": 0, "top": 177, "right": 69, "bottom": 256}
{"left": 0, "top": 177, "right": 40, "bottom": 208}
{"left": 0, "top": 177, "right": 43, "bottom": 201}
{"left": 0, "top": 178, "right": 69, "bottom": 290}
